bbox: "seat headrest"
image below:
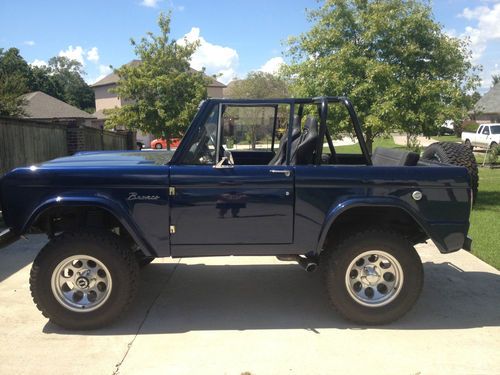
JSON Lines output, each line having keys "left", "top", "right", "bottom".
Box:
{"left": 304, "top": 116, "right": 318, "bottom": 133}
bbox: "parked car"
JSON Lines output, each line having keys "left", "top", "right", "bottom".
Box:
{"left": 462, "top": 123, "right": 500, "bottom": 150}
{"left": 150, "top": 137, "right": 181, "bottom": 149}
{"left": 0, "top": 96, "right": 475, "bottom": 329}
{"left": 439, "top": 120, "right": 455, "bottom": 135}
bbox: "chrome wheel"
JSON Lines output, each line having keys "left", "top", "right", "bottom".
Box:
{"left": 51, "top": 255, "right": 112, "bottom": 312}
{"left": 345, "top": 250, "right": 403, "bottom": 307}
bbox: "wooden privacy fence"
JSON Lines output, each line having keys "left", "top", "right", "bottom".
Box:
{"left": 0, "top": 117, "right": 135, "bottom": 176}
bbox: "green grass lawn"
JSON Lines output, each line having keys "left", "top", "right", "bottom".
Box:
{"left": 326, "top": 136, "right": 403, "bottom": 154}
{"left": 469, "top": 168, "right": 500, "bottom": 269}
{"left": 432, "top": 135, "right": 461, "bottom": 143}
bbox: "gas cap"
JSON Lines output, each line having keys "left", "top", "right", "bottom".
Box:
{"left": 412, "top": 191, "right": 423, "bottom": 201}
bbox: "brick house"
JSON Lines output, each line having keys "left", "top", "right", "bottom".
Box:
{"left": 90, "top": 61, "right": 226, "bottom": 146}
{"left": 472, "top": 83, "right": 500, "bottom": 123}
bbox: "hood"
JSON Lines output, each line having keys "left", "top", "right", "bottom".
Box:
{"left": 36, "top": 150, "right": 175, "bottom": 168}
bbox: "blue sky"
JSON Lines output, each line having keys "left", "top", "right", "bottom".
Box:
{"left": 1, "top": 0, "right": 499, "bottom": 92}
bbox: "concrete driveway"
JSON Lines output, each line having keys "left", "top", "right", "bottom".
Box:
{"left": 0, "top": 235, "right": 498, "bottom": 375}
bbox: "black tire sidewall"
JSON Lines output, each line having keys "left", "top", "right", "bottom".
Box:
{"left": 323, "top": 231, "right": 423, "bottom": 325}
{"left": 31, "top": 232, "right": 138, "bottom": 329}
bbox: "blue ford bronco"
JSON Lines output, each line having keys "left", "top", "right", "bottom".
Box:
{"left": 0, "top": 96, "right": 475, "bottom": 329}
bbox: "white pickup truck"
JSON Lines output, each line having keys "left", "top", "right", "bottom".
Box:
{"left": 462, "top": 124, "right": 500, "bottom": 149}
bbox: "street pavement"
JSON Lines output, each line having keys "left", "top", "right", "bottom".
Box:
{"left": 0, "top": 234, "right": 498, "bottom": 375}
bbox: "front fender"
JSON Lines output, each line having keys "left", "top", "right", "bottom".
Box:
{"left": 316, "top": 197, "right": 433, "bottom": 253}
{"left": 23, "top": 194, "right": 156, "bottom": 256}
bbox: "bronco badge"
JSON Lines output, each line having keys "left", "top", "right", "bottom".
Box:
{"left": 127, "top": 192, "right": 160, "bottom": 201}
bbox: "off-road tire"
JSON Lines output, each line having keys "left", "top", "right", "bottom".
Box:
{"left": 422, "top": 142, "right": 479, "bottom": 202}
{"left": 321, "top": 229, "right": 423, "bottom": 325}
{"left": 30, "top": 230, "right": 139, "bottom": 330}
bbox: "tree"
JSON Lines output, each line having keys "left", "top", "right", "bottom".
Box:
{"left": 284, "top": 0, "right": 479, "bottom": 151}
{"left": 225, "top": 71, "right": 289, "bottom": 99}
{"left": 46, "top": 56, "right": 95, "bottom": 111}
{"left": 0, "top": 48, "right": 29, "bottom": 116}
{"left": 0, "top": 47, "right": 95, "bottom": 115}
{"left": 105, "top": 13, "right": 207, "bottom": 147}
{"left": 492, "top": 74, "right": 500, "bottom": 87}
{"left": 225, "top": 72, "right": 290, "bottom": 149}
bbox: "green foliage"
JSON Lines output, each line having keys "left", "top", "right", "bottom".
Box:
{"left": 45, "top": 56, "right": 95, "bottom": 111}
{"left": 225, "top": 71, "right": 289, "bottom": 99}
{"left": 105, "top": 13, "right": 207, "bottom": 142}
{"left": 492, "top": 74, "right": 500, "bottom": 86}
{"left": 0, "top": 48, "right": 29, "bottom": 116}
{"left": 283, "top": 0, "right": 480, "bottom": 152}
{"left": 463, "top": 122, "right": 480, "bottom": 133}
{"left": 0, "top": 47, "right": 94, "bottom": 115}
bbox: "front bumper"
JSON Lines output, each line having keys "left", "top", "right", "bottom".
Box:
{"left": 0, "top": 228, "right": 20, "bottom": 250}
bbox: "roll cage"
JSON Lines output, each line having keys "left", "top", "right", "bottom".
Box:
{"left": 170, "top": 96, "right": 372, "bottom": 166}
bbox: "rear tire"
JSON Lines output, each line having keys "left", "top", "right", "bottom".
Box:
{"left": 155, "top": 143, "right": 162, "bottom": 149}
{"left": 422, "top": 142, "right": 478, "bottom": 202}
{"left": 30, "top": 230, "right": 139, "bottom": 330}
{"left": 464, "top": 139, "right": 472, "bottom": 150}
{"left": 321, "top": 229, "right": 423, "bottom": 325}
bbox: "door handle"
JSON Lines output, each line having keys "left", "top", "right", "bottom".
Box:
{"left": 270, "top": 169, "right": 291, "bottom": 177}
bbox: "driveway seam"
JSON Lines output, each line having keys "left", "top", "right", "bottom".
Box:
{"left": 112, "top": 258, "right": 181, "bottom": 375}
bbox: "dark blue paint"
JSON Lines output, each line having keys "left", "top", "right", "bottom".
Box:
{"left": 0, "top": 99, "right": 472, "bottom": 256}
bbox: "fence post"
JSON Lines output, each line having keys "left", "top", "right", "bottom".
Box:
{"left": 66, "top": 120, "right": 85, "bottom": 155}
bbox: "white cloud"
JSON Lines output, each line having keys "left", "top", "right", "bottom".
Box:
{"left": 178, "top": 27, "right": 239, "bottom": 84}
{"left": 23, "top": 40, "right": 35, "bottom": 46}
{"left": 259, "top": 57, "right": 284, "bottom": 74}
{"left": 140, "top": 0, "right": 161, "bottom": 7}
{"left": 459, "top": 3, "right": 500, "bottom": 61}
{"left": 86, "top": 47, "right": 99, "bottom": 63}
{"left": 59, "top": 45, "right": 85, "bottom": 65}
{"left": 30, "top": 59, "right": 47, "bottom": 68}
{"left": 177, "top": 5, "right": 185, "bottom": 11}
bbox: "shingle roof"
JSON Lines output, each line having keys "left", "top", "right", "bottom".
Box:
{"left": 20, "top": 91, "right": 95, "bottom": 119}
{"left": 475, "top": 83, "right": 500, "bottom": 114}
{"left": 90, "top": 60, "right": 226, "bottom": 88}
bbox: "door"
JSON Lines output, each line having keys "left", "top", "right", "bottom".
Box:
{"left": 169, "top": 103, "right": 294, "bottom": 256}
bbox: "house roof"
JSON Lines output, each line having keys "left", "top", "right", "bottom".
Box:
{"left": 90, "top": 60, "right": 226, "bottom": 88}
{"left": 475, "top": 83, "right": 500, "bottom": 114}
{"left": 20, "top": 91, "right": 95, "bottom": 119}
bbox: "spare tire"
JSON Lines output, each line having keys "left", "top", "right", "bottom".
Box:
{"left": 422, "top": 142, "right": 479, "bottom": 203}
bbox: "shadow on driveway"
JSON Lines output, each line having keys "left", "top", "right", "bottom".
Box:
{"left": 43, "top": 260, "right": 500, "bottom": 335}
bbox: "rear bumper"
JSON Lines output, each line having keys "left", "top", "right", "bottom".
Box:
{"left": 0, "top": 228, "right": 20, "bottom": 250}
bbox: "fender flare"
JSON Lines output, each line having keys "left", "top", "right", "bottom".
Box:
{"left": 315, "top": 197, "right": 432, "bottom": 253}
{"left": 22, "top": 195, "right": 156, "bottom": 257}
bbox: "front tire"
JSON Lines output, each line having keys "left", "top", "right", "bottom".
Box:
{"left": 321, "top": 229, "right": 423, "bottom": 325}
{"left": 155, "top": 143, "right": 163, "bottom": 149}
{"left": 30, "top": 231, "right": 139, "bottom": 330}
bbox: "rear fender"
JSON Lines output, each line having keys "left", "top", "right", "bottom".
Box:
{"left": 316, "top": 197, "right": 432, "bottom": 253}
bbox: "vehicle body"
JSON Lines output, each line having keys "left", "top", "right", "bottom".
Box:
{"left": 462, "top": 123, "right": 500, "bottom": 149}
{"left": 150, "top": 137, "right": 181, "bottom": 149}
{"left": 0, "top": 96, "right": 473, "bottom": 328}
{"left": 439, "top": 120, "right": 454, "bottom": 135}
